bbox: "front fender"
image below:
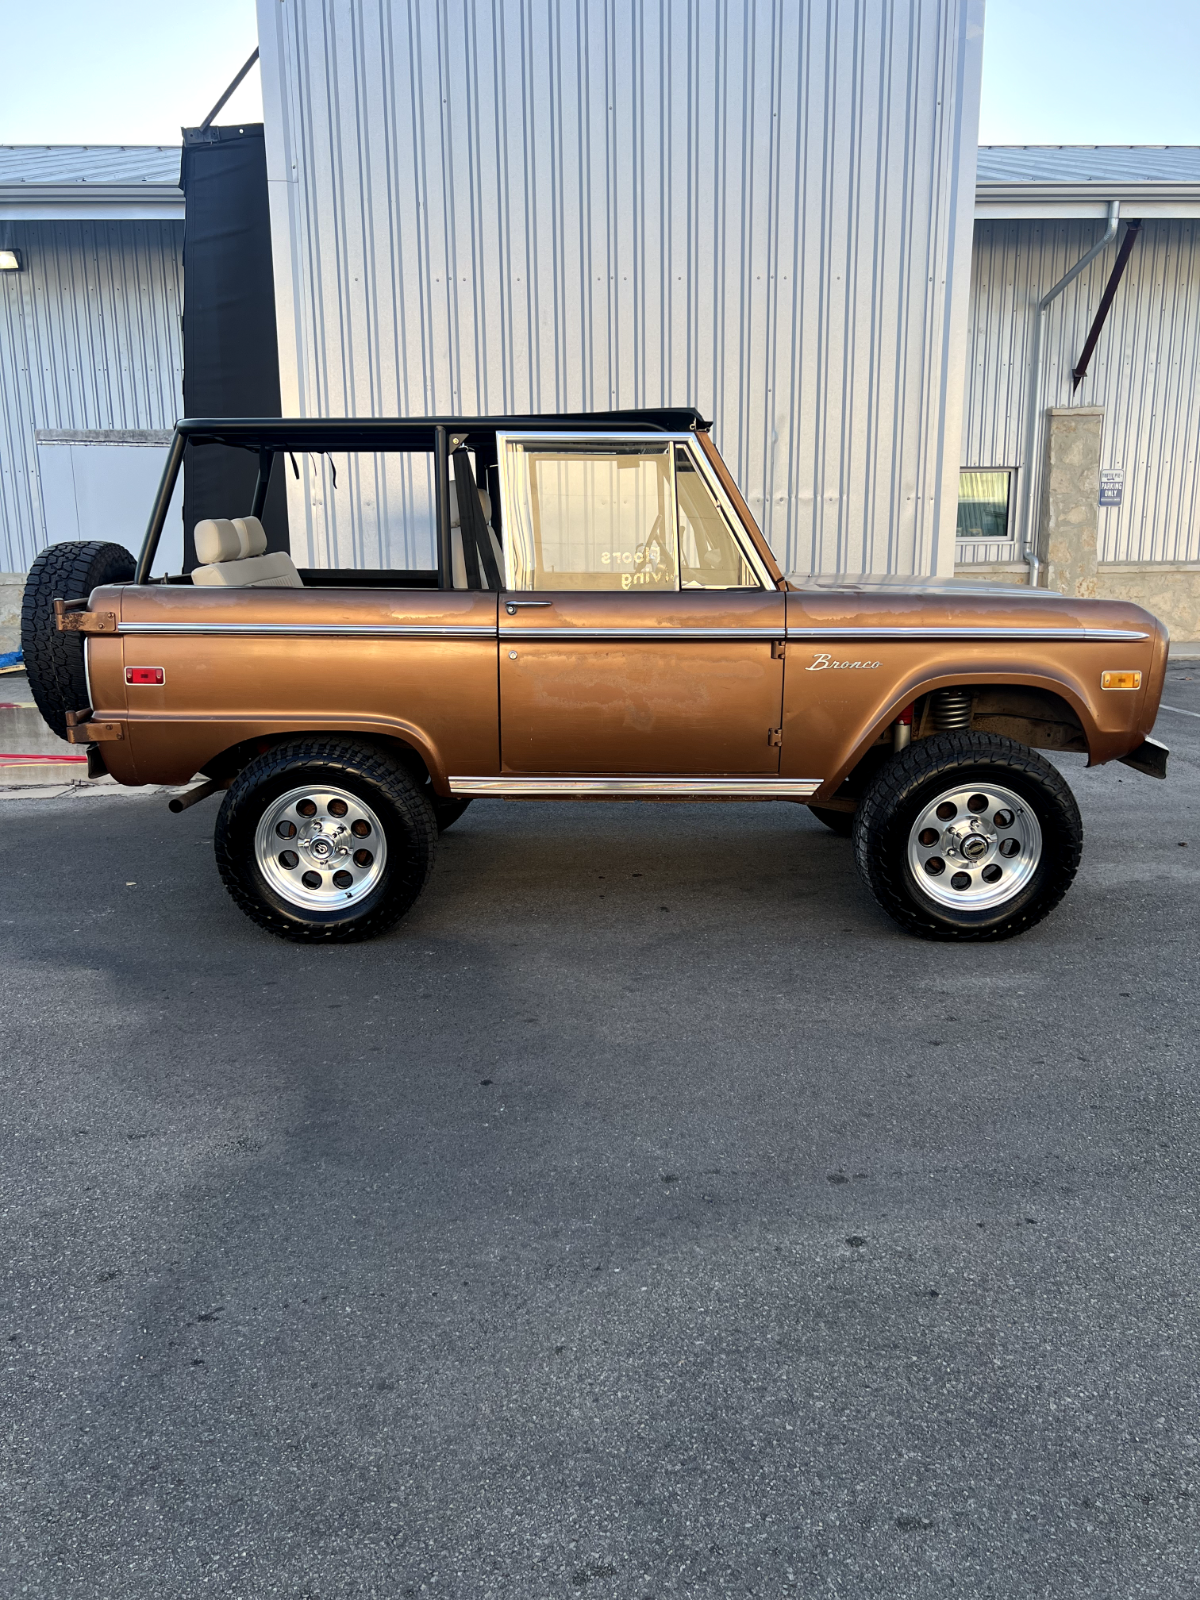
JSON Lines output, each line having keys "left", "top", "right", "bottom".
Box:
{"left": 783, "top": 649, "right": 1158, "bottom": 801}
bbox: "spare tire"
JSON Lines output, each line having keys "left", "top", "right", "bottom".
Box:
{"left": 20, "top": 541, "right": 136, "bottom": 738}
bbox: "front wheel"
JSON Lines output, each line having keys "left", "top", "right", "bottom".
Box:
{"left": 214, "top": 738, "right": 438, "bottom": 941}
{"left": 852, "top": 732, "right": 1082, "bottom": 941}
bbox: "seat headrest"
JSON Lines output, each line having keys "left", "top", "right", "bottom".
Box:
{"left": 232, "top": 516, "right": 269, "bottom": 557}
{"left": 194, "top": 518, "right": 240, "bottom": 565}
{"left": 448, "top": 480, "right": 492, "bottom": 529}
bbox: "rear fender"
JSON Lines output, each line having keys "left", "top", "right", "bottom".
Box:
{"left": 127, "top": 718, "right": 452, "bottom": 791}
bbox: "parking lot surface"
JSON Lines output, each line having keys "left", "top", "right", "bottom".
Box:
{"left": 2, "top": 662, "right": 1198, "bottom": 1599}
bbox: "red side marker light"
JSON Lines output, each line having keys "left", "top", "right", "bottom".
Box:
{"left": 126, "top": 667, "right": 165, "bottom": 685}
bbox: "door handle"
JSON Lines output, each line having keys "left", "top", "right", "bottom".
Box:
{"left": 505, "top": 599, "right": 553, "bottom": 613}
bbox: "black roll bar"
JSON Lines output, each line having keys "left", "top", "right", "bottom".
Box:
{"left": 434, "top": 425, "right": 453, "bottom": 590}
{"left": 135, "top": 428, "right": 186, "bottom": 584}
{"left": 250, "top": 448, "right": 274, "bottom": 517}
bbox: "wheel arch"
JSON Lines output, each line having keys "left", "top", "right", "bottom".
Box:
{"left": 821, "top": 671, "right": 1098, "bottom": 803}
{"left": 198, "top": 725, "right": 439, "bottom": 791}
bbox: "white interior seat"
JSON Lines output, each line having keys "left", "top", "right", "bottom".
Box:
{"left": 192, "top": 515, "right": 303, "bottom": 588}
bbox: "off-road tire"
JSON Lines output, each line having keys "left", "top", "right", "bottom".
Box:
{"left": 809, "top": 805, "right": 854, "bottom": 837}
{"left": 214, "top": 738, "right": 438, "bottom": 942}
{"left": 853, "top": 732, "right": 1082, "bottom": 941}
{"left": 20, "top": 541, "right": 135, "bottom": 737}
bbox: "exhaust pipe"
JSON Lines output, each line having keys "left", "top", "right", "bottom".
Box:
{"left": 168, "top": 778, "right": 223, "bottom": 814}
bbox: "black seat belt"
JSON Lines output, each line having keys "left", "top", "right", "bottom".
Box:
{"left": 451, "top": 448, "right": 502, "bottom": 591}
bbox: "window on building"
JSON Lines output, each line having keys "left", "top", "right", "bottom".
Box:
{"left": 956, "top": 470, "right": 1012, "bottom": 541}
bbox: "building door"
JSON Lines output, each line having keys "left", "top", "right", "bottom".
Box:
{"left": 36, "top": 431, "right": 183, "bottom": 574}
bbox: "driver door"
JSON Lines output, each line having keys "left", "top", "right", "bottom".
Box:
{"left": 496, "top": 435, "right": 785, "bottom": 775}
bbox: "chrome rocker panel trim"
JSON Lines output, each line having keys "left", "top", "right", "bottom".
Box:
{"left": 448, "top": 775, "right": 822, "bottom": 798}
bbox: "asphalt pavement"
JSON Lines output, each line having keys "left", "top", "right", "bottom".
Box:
{"left": 2, "top": 661, "right": 1198, "bottom": 1599}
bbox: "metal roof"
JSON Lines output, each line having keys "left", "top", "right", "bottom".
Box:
{"left": 7, "top": 142, "right": 1199, "bottom": 189}
{"left": 3, "top": 138, "right": 1196, "bottom": 227}
{"left": 0, "top": 145, "right": 181, "bottom": 184}
{"left": 977, "top": 146, "right": 1200, "bottom": 184}
{"left": 0, "top": 145, "right": 183, "bottom": 221}
{"left": 976, "top": 146, "right": 1200, "bottom": 219}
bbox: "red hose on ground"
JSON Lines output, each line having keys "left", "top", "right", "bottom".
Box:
{"left": 1, "top": 753, "right": 89, "bottom": 764}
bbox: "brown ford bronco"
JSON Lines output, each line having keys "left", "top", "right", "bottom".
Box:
{"left": 21, "top": 409, "right": 1169, "bottom": 943}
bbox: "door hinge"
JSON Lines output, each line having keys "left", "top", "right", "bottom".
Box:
{"left": 767, "top": 727, "right": 783, "bottom": 748}
{"left": 64, "top": 707, "right": 124, "bottom": 743}
{"left": 54, "top": 597, "right": 117, "bottom": 634}
{"left": 771, "top": 639, "right": 786, "bottom": 659}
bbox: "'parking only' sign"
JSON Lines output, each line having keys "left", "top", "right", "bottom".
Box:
{"left": 1099, "top": 469, "right": 1124, "bottom": 507}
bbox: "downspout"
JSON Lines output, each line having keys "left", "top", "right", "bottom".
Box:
{"left": 1020, "top": 200, "right": 1120, "bottom": 586}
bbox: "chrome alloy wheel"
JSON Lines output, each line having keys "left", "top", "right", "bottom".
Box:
{"left": 254, "top": 784, "right": 387, "bottom": 910}
{"left": 906, "top": 780, "right": 1042, "bottom": 911}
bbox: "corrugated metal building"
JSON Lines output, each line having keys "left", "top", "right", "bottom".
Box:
{"left": 0, "top": 146, "right": 185, "bottom": 580}
{"left": 960, "top": 146, "right": 1200, "bottom": 565}
{"left": 3, "top": 42, "right": 1198, "bottom": 644}
{"left": 257, "top": 0, "right": 986, "bottom": 579}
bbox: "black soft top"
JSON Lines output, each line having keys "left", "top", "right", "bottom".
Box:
{"left": 176, "top": 409, "right": 710, "bottom": 451}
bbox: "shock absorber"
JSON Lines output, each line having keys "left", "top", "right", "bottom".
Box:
{"left": 931, "top": 687, "right": 972, "bottom": 732}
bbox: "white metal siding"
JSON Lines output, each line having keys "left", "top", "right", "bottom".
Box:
{"left": 0, "top": 219, "right": 183, "bottom": 572}
{"left": 258, "top": 0, "right": 984, "bottom": 576}
{"left": 960, "top": 217, "right": 1200, "bottom": 565}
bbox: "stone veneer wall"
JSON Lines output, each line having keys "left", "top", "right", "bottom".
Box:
{"left": 1037, "top": 408, "right": 1103, "bottom": 598}
{"left": 0, "top": 574, "right": 23, "bottom": 654}
{"left": 953, "top": 560, "right": 1200, "bottom": 641}
{"left": 955, "top": 405, "right": 1200, "bottom": 642}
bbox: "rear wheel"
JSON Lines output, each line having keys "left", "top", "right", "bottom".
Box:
{"left": 20, "top": 541, "right": 135, "bottom": 737}
{"left": 853, "top": 732, "right": 1082, "bottom": 941}
{"left": 214, "top": 738, "right": 438, "bottom": 941}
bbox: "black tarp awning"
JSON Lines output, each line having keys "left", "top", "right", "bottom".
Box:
{"left": 179, "top": 124, "right": 287, "bottom": 568}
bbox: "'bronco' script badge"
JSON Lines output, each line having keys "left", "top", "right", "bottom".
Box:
{"left": 807, "top": 652, "right": 881, "bottom": 671}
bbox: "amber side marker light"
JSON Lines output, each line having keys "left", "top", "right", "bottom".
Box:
{"left": 1101, "top": 670, "right": 1141, "bottom": 691}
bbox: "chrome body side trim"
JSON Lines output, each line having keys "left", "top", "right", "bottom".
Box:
{"left": 117, "top": 622, "right": 498, "bottom": 638}
{"left": 502, "top": 626, "right": 783, "bottom": 641}
{"left": 785, "top": 626, "right": 1149, "bottom": 642}
{"left": 447, "top": 775, "right": 822, "bottom": 798}
{"left": 116, "top": 621, "right": 1148, "bottom": 644}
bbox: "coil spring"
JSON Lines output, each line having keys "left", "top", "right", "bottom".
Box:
{"left": 931, "top": 687, "right": 972, "bottom": 732}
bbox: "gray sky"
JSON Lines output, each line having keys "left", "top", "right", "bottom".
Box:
{"left": 0, "top": 0, "right": 1197, "bottom": 148}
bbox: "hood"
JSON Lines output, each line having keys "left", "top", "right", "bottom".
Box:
{"left": 787, "top": 572, "right": 1059, "bottom": 599}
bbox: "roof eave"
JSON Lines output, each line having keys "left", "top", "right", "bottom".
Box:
{"left": 0, "top": 182, "right": 184, "bottom": 221}
{"left": 975, "top": 181, "right": 1200, "bottom": 219}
